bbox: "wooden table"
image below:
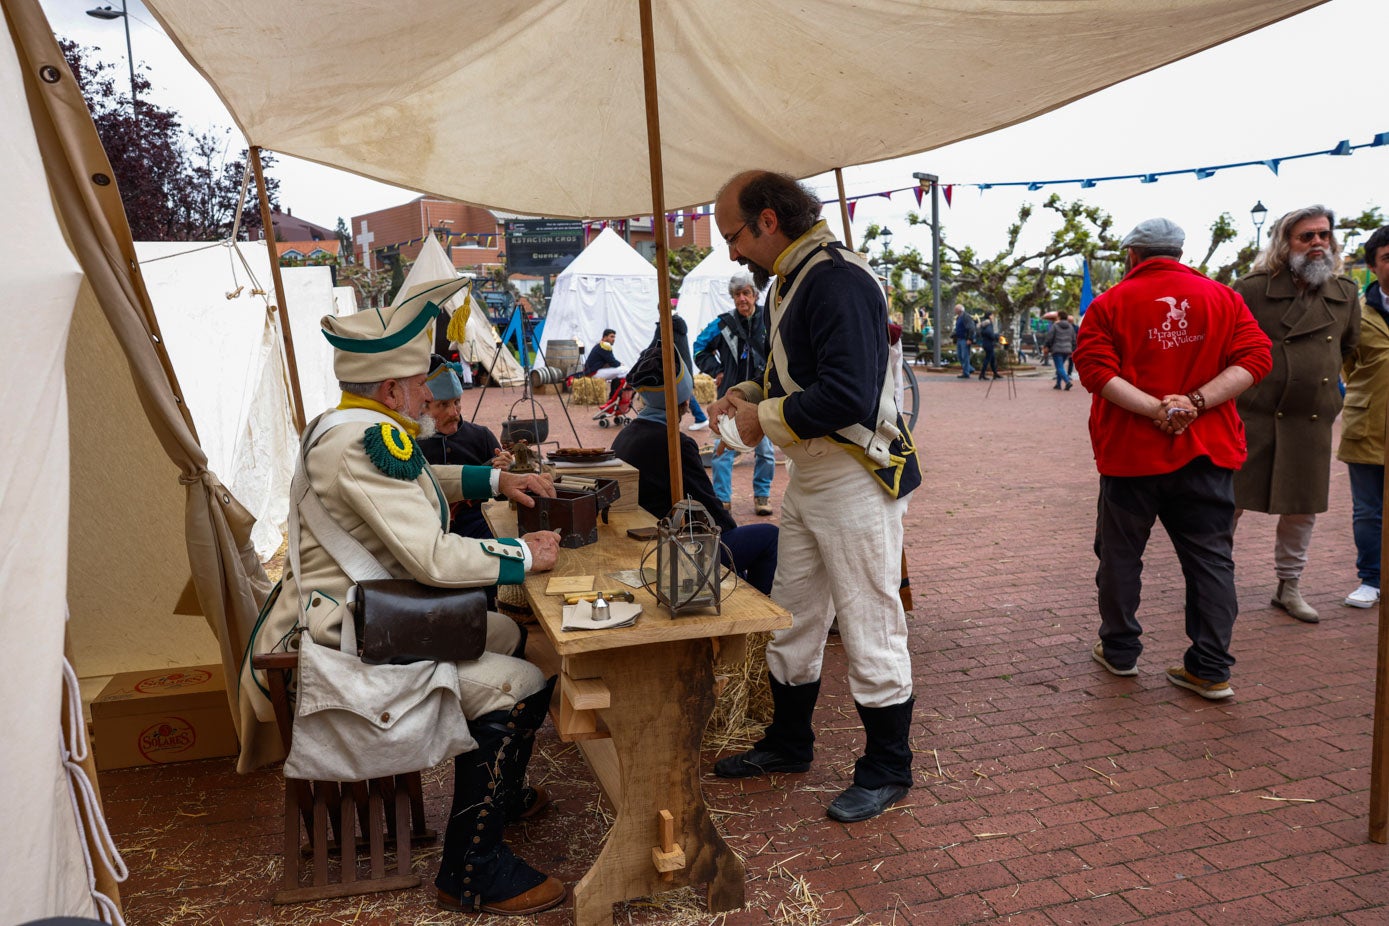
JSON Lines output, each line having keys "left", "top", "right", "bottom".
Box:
{"left": 484, "top": 502, "right": 791, "bottom": 926}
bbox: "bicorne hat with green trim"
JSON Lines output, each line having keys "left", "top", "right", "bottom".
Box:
{"left": 321, "top": 278, "right": 471, "bottom": 382}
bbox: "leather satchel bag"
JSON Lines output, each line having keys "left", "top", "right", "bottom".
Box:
{"left": 351, "top": 580, "right": 488, "bottom": 666}
{"left": 283, "top": 616, "right": 477, "bottom": 782}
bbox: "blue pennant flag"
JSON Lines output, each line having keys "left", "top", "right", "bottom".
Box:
{"left": 1080, "top": 260, "right": 1094, "bottom": 316}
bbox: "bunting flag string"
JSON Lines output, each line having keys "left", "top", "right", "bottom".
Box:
{"left": 375, "top": 132, "right": 1385, "bottom": 253}
{"left": 826, "top": 131, "right": 1386, "bottom": 210}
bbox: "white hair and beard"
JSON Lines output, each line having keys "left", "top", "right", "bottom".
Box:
{"left": 1291, "top": 249, "right": 1338, "bottom": 288}
{"left": 397, "top": 381, "right": 438, "bottom": 438}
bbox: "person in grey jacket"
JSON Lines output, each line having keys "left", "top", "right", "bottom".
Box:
{"left": 1043, "top": 312, "right": 1078, "bottom": 389}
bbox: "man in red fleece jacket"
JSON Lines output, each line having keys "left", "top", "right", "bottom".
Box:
{"left": 1073, "top": 218, "right": 1272, "bottom": 700}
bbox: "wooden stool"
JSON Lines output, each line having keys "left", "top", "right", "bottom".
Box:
{"left": 252, "top": 652, "right": 437, "bottom": 904}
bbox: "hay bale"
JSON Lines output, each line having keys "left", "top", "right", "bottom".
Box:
{"left": 707, "top": 631, "right": 773, "bottom": 747}
{"left": 571, "top": 375, "right": 608, "bottom": 405}
{"left": 693, "top": 373, "right": 717, "bottom": 406}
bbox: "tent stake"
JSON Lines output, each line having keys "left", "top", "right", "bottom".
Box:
{"left": 251, "top": 145, "right": 307, "bottom": 433}
{"left": 638, "top": 0, "right": 682, "bottom": 505}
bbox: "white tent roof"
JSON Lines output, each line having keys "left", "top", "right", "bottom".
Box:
{"left": 675, "top": 247, "right": 749, "bottom": 349}
{"left": 145, "top": 0, "right": 1326, "bottom": 218}
{"left": 544, "top": 228, "right": 658, "bottom": 368}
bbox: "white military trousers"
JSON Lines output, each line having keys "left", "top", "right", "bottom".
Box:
{"left": 457, "top": 612, "right": 546, "bottom": 718}
{"left": 766, "top": 440, "right": 912, "bottom": 707}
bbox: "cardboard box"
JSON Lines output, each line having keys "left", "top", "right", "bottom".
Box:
{"left": 91, "top": 664, "right": 238, "bottom": 770}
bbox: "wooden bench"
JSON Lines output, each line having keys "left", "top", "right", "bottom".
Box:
{"left": 252, "top": 651, "right": 437, "bottom": 904}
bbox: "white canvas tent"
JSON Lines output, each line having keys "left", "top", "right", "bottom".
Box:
{"left": 675, "top": 247, "right": 749, "bottom": 351}
{"left": 3, "top": 0, "right": 1342, "bottom": 920}
{"left": 136, "top": 242, "right": 340, "bottom": 559}
{"left": 406, "top": 236, "right": 524, "bottom": 386}
{"left": 544, "top": 228, "right": 659, "bottom": 368}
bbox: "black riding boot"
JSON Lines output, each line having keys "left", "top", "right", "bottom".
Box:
{"left": 499, "top": 675, "right": 555, "bottom": 824}
{"left": 827, "top": 697, "right": 914, "bottom": 823}
{"left": 435, "top": 682, "right": 565, "bottom": 915}
{"left": 714, "top": 675, "right": 820, "bottom": 778}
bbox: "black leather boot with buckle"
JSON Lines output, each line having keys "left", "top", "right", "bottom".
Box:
{"left": 434, "top": 678, "right": 564, "bottom": 915}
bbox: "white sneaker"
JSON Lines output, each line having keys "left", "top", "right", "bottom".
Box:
{"left": 1344, "top": 584, "right": 1380, "bottom": 608}
{"left": 685, "top": 420, "right": 709, "bottom": 431}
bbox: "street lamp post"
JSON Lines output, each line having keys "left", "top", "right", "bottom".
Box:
{"left": 912, "top": 171, "right": 942, "bottom": 365}
{"left": 86, "top": 1, "right": 136, "bottom": 113}
{"left": 1251, "top": 200, "right": 1268, "bottom": 252}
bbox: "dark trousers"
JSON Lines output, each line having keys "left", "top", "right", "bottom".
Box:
{"left": 980, "top": 346, "right": 998, "bottom": 375}
{"left": 720, "top": 522, "right": 779, "bottom": 596}
{"left": 1347, "top": 462, "right": 1383, "bottom": 587}
{"left": 1095, "top": 457, "right": 1238, "bottom": 682}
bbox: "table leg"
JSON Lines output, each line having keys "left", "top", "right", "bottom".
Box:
{"left": 570, "top": 638, "right": 746, "bottom": 925}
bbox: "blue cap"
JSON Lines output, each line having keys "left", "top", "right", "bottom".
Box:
{"left": 425, "top": 354, "right": 464, "bottom": 400}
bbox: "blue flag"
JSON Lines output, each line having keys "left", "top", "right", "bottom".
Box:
{"left": 1079, "top": 260, "right": 1094, "bottom": 316}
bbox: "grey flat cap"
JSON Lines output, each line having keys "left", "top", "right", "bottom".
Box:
{"left": 1121, "top": 217, "right": 1185, "bottom": 249}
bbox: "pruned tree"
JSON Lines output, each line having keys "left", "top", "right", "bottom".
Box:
{"left": 335, "top": 217, "right": 354, "bottom": 264}
{"left": 858, "top": 224, "right": 934, "bottom": 334}
{"left": 656, "top": 244, "right": 712, "bottom": 297}
{"left": 908, "top": 195, "right": 1120, "bottom": 333}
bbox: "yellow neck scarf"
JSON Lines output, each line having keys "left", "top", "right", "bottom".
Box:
{"left": 337, "top": 392, "right": 421, "bottom": 437}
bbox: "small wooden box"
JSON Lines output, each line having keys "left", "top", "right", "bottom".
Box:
{"left": 549, "top": 460, "right": 638, "bottom": 510}
{"left": 518, "top": 480, "right": 619, "bottom": 548}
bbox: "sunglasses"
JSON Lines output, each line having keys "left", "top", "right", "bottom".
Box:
{"left": 1294, "top": 229, "right": 1333, "bottom": 244}
{"left": 722, "top": 222, "right": 748, "bottom": 247}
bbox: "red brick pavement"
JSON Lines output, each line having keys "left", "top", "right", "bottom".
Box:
{"left": 97, "top": 370, "right": 1389, "bottom": 924}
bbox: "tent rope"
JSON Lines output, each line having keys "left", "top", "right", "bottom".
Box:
{"left": 61, "top": 650, "right": 129, "bottom": 925}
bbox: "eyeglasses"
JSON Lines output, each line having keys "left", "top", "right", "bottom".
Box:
{"left": 1295, "top": 229, "right": 1333, "bottom": 244}
{"left": 721, "top": 222, "right": 748, "bottom": 247}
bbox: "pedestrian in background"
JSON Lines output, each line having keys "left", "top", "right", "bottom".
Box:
{"left": 1232, "top": 206, "right": 1361, "bottom": 624}
{"left": 1336, "top": 225, "right": 1389, "bottom": 609}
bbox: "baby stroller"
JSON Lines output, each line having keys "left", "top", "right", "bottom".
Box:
{"left": 592, "top": 377, "right": 633, "bottom": 428}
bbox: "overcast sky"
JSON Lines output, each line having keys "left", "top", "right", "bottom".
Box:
{"left": 42, "top": 0, "right": 1387, "bottom": 268}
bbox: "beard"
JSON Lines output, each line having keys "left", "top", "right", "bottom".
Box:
{"left": 396, "top": 411, "right": 437, "bottom": 439}
{"left": 745, "top": 260, "right": 773, "bottom": 289}
{"left": 1291, "top": 250, "right": 1336, "bottom": 287}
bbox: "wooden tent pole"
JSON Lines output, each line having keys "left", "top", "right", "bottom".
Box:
{"left": 250, "top": 146, "right": 307, "bottom": 433}
{"left": 1372, "top": 458, "right": 1389, "bottom": 840}
{"left": 638, "top": 0, "right": 682, "bottom": 505}
{"left": 835, "top": 167, "right": 854, "bottom": 250}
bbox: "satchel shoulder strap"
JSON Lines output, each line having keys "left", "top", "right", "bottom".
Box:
{"left": 289, "top": 410, "right": 395, "bottom": 653}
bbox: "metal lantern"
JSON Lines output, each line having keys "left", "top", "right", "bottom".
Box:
{"left": 655, "top": 499, "right": 722, "bottom": 616}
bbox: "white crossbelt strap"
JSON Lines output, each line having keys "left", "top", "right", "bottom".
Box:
{"left": 768, "top": 245, "right": 902, "bottom": 467}
{"left": 289, "top": 409, "right": 397, "bottom": 652}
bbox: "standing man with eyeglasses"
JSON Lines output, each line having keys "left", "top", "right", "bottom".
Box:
{"left": 705, "top": 170, "right": 920, "bottom": 824}
{"left": 1232, "top": 206, "right": 1361, "bottom": 624}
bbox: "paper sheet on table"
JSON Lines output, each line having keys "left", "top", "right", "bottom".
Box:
{"left": 551, "top": 459, "right": 625, "bottom": 468}
{"left": 562, "top": 600, "right": 641, "bottom": 631}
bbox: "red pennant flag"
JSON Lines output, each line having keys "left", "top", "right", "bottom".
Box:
{"left": 913, "top": 187, "right": 924, "bottom": 207}
{"left": 880, "top": 191, "right": 893, "bottom": 200}
{"left": 847, "top": 200, "right": 857, "bottom": 221}
{"left": 943, "top": 185, "right": 954, "bottom": 207}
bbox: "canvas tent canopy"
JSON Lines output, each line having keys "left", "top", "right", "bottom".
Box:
{"left": 407, "top": 235, "right": 525, "bottom": 386}
{"left": 543, "top": 228, "right": 659, "bottom": 369}
{"left": 3, "top": 0, "right": 1341, "bottom": 921}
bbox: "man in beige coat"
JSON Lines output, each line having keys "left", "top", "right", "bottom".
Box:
{"left": 1337, "top": 226, "right": 1389, "bottom": 608}
{"left": 1233, "top": 206, "right": 1361, "bottom": 623}
{"left": 238, "top": 279, "right": 567, "bottom": 915}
